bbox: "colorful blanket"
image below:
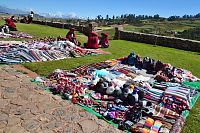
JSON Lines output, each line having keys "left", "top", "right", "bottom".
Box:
{"left": 42, "top": 52, "right": 199, "bottom": 133}
{"left": 0, "top": 40, "right": 110, "bottom": 64}
{"left": 0, "top": 32, "right": 33, "bottom": 39}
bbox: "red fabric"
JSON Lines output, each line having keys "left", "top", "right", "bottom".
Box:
{"left": 85, "top": 32, "right": 99, "bottom": 49}
{"left": 99, "top": 32, "right": 109, "bottom": 47}
{"left": 66, "top": 31, "right": 77, "bottom": 44}
{"left": 90, "top": 31, "right": 98, "bottom": 36}
{"left": 101, "top": 32, "right": 108, "bottom": 37}
{"left": 155, "top": 75, "right": 169, "bottom": 82}
{"left": 101, "top": 37, "right": 109, "bottom": 45}
{"left": 5, "top": 18, "right": 16, "bottom": 29}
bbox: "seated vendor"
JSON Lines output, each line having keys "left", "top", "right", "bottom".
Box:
{"left": 5, "top": 16, "right": 17, "bottom": 31}
{"left": 99, "top": 32, "right": 109, "bottom": 48}
{"left": 66, "top": 28, "right": 78, "bottom": 45}
{"left": 85, "top": 31, "right": 99, "bottom": 49}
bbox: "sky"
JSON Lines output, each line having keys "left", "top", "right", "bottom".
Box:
{"left": 0, "top": 0, "right": 200, "bottom": 18}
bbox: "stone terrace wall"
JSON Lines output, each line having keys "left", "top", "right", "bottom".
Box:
{"left": 32, "top": 20, "right": 92, "bottom": 36}
{"left": 114, "top": 27, "right": 200, "bottom": 52}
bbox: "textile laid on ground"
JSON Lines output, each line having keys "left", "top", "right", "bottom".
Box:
{"left": 0, "top": 41, "right": 23, "bottom": 45}
{"left": 0, "top": 32, "right": 33, "bottom": 39}
{"left": 0, "top": 40, "right": 110, "bottom": 64}
{"left": 42, "top": 52, "right": 200, "bottom": 133}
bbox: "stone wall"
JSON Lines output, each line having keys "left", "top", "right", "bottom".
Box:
{"left": 114, "top": 27, "right": 200, "bottom": 52}
{"left": 32, "top": 20, "right": 92, "bottom": 36}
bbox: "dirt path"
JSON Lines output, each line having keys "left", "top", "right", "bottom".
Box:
{"left": 0, "top": 65, "right": 122, "bottom": 133}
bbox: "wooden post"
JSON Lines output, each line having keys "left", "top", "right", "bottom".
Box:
{"left": 114, "top": 27, "right": 120, "bottom": 40}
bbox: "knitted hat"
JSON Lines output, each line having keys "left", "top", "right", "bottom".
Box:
{"left": 101, "top": 32, "right": 108, "bottom": 37}
{"left": 90, "top": 31, "right": 98, "bottom": 36}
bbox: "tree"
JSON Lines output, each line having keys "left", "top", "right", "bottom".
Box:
{"left": 87, "top": 17, "right": 90, "bottom": 22}
{"left": 153, "top": 14, "right": 160, "bottom": 19}
{"left": 106, "top": 14, "right": 109, "bottom": 20}
{"left": 124, "top": 14, "right": 127, "bottom": 18}
{"left": 97, "top": 15, "right": 102, "bottom": 20}
{"left": 112, "top": 15, "right": 115, "bottom": 20}
{"left": 195, "top": 13, "right": 200, "bottom": 18}
{"left": 167, "top": 15, "right": 180, "bottom": 21}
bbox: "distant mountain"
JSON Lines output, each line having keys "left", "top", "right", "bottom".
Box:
{"left": 0, "top": 6, "right": 44, "bottom": 18}
{"left": 0, "top": 5, "right": 80, "bottom": 19}
{"left": 0, "top": 5, "right": 28, "bottom": 15}
{"left": 41, "top": 12, "right": 80, "bottom": 19}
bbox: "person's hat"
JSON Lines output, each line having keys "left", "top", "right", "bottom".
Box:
{"left": 90, "top": 31, "right": 98, "bottom": 36}
{"left": 101, "top": 32, "right": 108, "bottom": 37}
{"left": 70, "top": 28, "right": 75, "bottom": 31}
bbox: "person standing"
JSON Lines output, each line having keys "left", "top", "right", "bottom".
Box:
{"left": 27, "top": 11, "right": 34, "bottom": 24}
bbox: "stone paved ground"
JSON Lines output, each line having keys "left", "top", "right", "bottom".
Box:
{"left": 0, "top": 65, "right": 122, "bottom": 133}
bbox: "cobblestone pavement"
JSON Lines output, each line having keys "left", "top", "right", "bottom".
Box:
{"left": 0, "top": 65, "right": 122, "bottom": 133}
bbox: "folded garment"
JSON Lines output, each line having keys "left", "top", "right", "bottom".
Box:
{"left": 170, "top": 116, "right": 185, "bottom": 133}
{"left": 153, "top": 104, "right": 179, "bottom": 118}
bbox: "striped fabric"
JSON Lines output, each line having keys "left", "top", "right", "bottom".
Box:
{"left": 0, "top": 41, "right": 110, "bottom": 64}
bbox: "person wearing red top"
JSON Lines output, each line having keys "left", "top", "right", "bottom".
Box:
{"left": 5, "top": 16, "right": 17, "bottom": 31}
{"left": 66, "top": 28, "right": 78, "bottom": 45}
{"left": 99, "top": 32, "right": 109, "bottom": 48}
{"left": 85, "top": 32, "right": 99, "bottom": 49}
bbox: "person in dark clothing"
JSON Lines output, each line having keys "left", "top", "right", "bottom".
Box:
{"left": 20, "top": 16, "right": 28, "bottom": 23}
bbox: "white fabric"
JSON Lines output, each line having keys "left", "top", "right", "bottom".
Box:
{"left": 30, "top": 14, "right": 34, "bottom": 18}
{"left": 133, "top": 75, "right": 150, "bottom": 82}
{"left": 1, "top": 25, "right": 9, "bottom": 34}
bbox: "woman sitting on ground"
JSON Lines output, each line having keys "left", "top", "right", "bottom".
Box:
{"left": 85, "top": 31, "right": 99, "bottom": 49}
{"left": 66, "top": 28, "right": 78, "bottom": 45}
{"left": 20, "top": 16, "right": 28, "bottom": 23}
{"left": 99, "top": 32, "right": 109, "bottom": 48}
{"left": 5, "top": 16, "right": 17, "bottom": 31}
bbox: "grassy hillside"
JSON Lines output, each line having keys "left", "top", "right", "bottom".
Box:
{"left": 123, "top": 20, "right": 200, "bottom": 38}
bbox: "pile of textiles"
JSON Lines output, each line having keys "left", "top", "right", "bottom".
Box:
{"left": 0, "top": 40, "right": 110, "bottom": 64}
{"left": 0, "top": 32, "right": 32, "bottom": 39}
{"left": 43, "top": 52, "right": 200, "bottom": 133}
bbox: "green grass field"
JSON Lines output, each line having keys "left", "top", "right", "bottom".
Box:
{"left": 1, "top": 21, "right": 200, "bottom": 133}
{"left": 123, "top": 20, "right": 200, "bottom": 37}
{"left": 0, "top": 19, "right": 87, "bottom": 43}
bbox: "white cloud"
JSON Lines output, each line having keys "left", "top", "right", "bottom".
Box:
{"left": 26, "top": 8, "right": 34, "bottom": 12}
{"left": 41, "top": 11, "right": 80, "bottom": 19}
{"left": 66, "top": 12, "right": 77, "bottom": 18}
